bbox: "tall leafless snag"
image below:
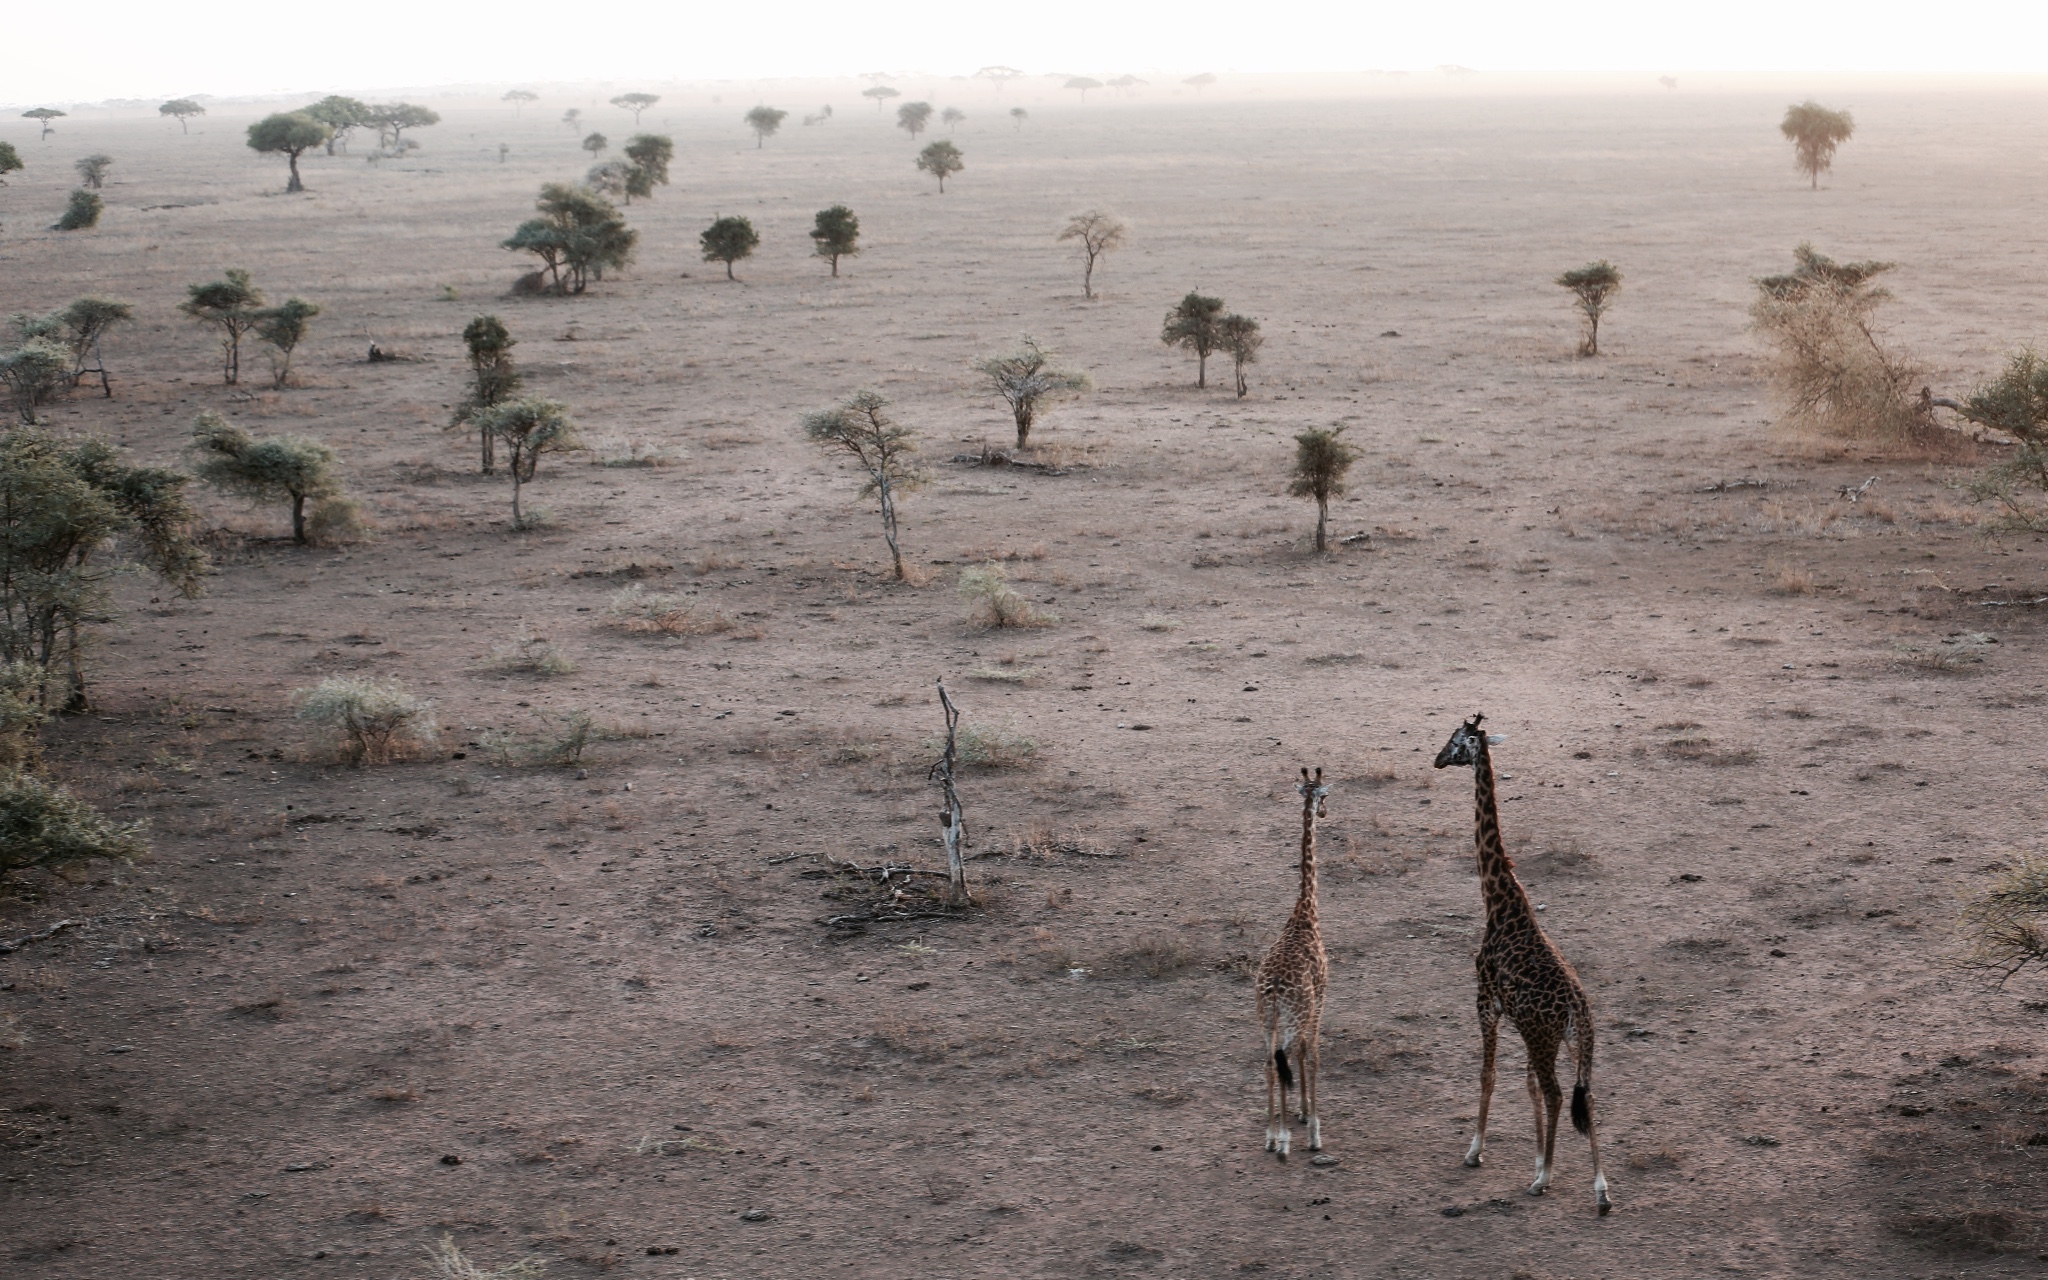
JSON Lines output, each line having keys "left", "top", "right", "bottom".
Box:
{"left": 1057, "top": 209, "right": 1126, "bottom": 299}
{"left": 931, "top": 680, "right": 969, "bottom": 905}
{"left": 801, "top": 390, "right": 928, "bottom": 580}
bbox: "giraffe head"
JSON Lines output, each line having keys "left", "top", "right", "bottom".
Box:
{"left": 1296, "top": 766, "right": 1329, "bottom": 818}
{"left": 1433, "top": 714, "right": 1504, "bottom": 769}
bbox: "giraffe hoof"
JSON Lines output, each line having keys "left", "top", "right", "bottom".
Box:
{"left": 1597, "top": 1199, "right": 1612, "bottom": 1217}
{"left": 1463, "top": 1153, "right": 1483, "bottom": 1169}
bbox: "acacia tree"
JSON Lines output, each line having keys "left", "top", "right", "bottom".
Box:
{"left": 1065, "top": 77, "right": 1103, "bottom": 100}
{"left": 159, "top": 99, "right": 205, "bottom": 132}
{"left": 562, "top": 108, "right": 581, "bottom": 130}
{"left": 73, "top": 155, "right": 112, "bottom": 189}
{"left": 0, "top": 344, "right": 69, "bottom": 424}
{"left": 1010, "top": 107, "right": 1028, "bottom": 130}
{"left": 471, "top": 396, "right": 578, "bottom": 526}
{"left": 179, "top": 269, "right": 264, "bottom": 384}
{"left": 13, "top": 297, "right": 133, "bottom": 396}
{"left": 700, "top": 215, "right": 759, "bottom": 280}
{"left": 254, "top": 298, "right": 320, "bottom": 388}
{"left": 744, "top": 106, "right": 788, "bottom": 149}
{"left": 23, "top": 109, "right": 64, "bottom": 141}
{"left": 1943, "top": 351, "right": 2048, "bottom": 529}
{"left": 863, "top": 85, "right": 901, "bottom": 111}
{"left": 502, "top": 183, "right": 637, "bottom": 294}
{"left": 1058, "top": 209, "right": 1127, "bottom": 299}
{"left": 0, "top": 142, "right": 21, "bottom": 183}
{"left": 305, "top": 95, "right": 369, "bottom": 154}
{"left": 454, "top": 315, "right": 521, "bottom": 473}
{"left": 503, "top": 89, "right": 538, "bottom": 114}
{"left": 917, "top": 141, "right": 963, "bottom": 192}
{"left": 801, "top": 390, "right": 927, "bottom": 580}
{"left": 1218, "top": 313, "right": 1263, "bottom": 398}
{"left": 941, "top": 107, "right": 965, "bottom": 132}
{"left": 612, "top": 93, "right": 660, "bottom": 125}
{"left": 897, "top": 101, "right": 934, "bottom": 138}
{"left": 622, "top": 134, "right": 673, "bottom": 196}
{"left": 975, "top": 66, "right": 1024, "bottom": 94}
{"left": 366, "top": 103, "right": 439, "bottom": 151}
{"left": 581, "top": 131, "right": 608, "bottom": 157}
{"left": 1556, "top": 261, "right": 1622, "bottom": 356}
{"left": 1162, "top": 291, "right": 1225, "bottom": 387}
{"left": 0, "top": 428, "right": 207, "bottom": 711}
{"left": 975, "top": 337, "right": 1089, "bottom": 448}
{"left": 1184, "top": 73, "right": 1217, "bottom": 92}
{"left": 188, "top": 414, "right": 342, "bottom": 544}
{"left": 246, "top": 112, "right": 332, "bottom": 193}
{"left": 1781, "top": 100, "right": 1854, "bottom": 190}
{"left": 1289, "top": 426, "right": 1357, "bottom": 552}
{"left": 810, "top": 205, "right": 859, "bottom": 276}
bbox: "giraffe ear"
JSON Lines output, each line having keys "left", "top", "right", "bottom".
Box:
{"left": 1486, "top": 734, "right": 1506, "bottom": 745}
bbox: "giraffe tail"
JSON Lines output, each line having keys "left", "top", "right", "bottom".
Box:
{"left": 1570, "top": 1012, "right": 1595, "bottom": 1135}
{"left": 1274, "top": 1047, "right": 1294, "bottom": 1091}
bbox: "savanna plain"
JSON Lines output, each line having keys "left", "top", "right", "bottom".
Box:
{"left": 6, "top": 85, "right": 2048, "bottom": 1279}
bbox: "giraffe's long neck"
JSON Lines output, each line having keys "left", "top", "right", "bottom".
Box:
{"left": 1471, "top": 739, "right": 1532, "bottom": 925}
{"left": 1293, "top": 793, "right": 1320, "bottom": 927}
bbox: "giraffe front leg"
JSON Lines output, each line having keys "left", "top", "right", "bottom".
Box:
{"left": 1303, "top": 1032, "right": 1322, "bottom": 1152}
{"left": 1466, "top": 1006, "right": 1499, "bottom": 1168}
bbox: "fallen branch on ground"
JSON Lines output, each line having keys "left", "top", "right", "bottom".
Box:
{"left": 0, "top": 919, "right": 80, "bottom": 955}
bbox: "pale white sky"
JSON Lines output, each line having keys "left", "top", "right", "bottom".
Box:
{"left": 10, "top": 0, "right": 2048, "bottom": 104}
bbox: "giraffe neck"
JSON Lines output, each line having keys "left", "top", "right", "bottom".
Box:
{"left": 1471, "top": 739, "right": 1531, "bottom": 924}
{"left": 1293, "top": 792, "right": 1320, "bottom": 927}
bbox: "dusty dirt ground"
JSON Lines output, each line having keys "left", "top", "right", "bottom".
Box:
{"left": 6, "top": 84, "right": 2048, "bottom": 1278}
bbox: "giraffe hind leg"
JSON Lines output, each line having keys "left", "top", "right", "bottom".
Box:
{"left": 1529, "top": 1056, "right": 1564, "bottom": 1196}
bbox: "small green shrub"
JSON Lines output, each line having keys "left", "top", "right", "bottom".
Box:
{"left": 0, "top": 768, "right": 145, "bottom": 878}
{"left": 959, "top": 564, "right": 1055, "bottom": 629}
{"left": 0, "top": 662, "right": 47, "bottom": 768}
{"left": 54, "top": 189, "right": 103, "bottom": 231}
{"left": 292, "top": 676, "right": 438, "bottom": 764}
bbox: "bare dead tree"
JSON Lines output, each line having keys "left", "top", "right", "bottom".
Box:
{"left": 931, "top": 680, "right": 968, "bottom": 904}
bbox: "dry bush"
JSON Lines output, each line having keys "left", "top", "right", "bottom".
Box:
{"left": 601, "top": 584, "right": 730, "bottom": 636}
{"left": 1959, "top": 854, "right": 2048, "bottom": 980}
{"left": 1748, "top": 244, "right": 1936, "bottom": 450}
{"left": 485, "top": 625, "right": 573, "bottom": 676}
{"left": 1769, "top": 564, "right": 1815, "bottom": 595}
{"left": 1660, "top": 736, "right": 1757, "bottom": 767}
{"left": 426, "top": 1235, "right": 545, "bottom": 1280}
{"left": 291, "top": 676, "right": 438, "bottom": 765}
{"left": 959, "top": 564, "right": 1056, "bottom": 629}
{"left": 1138, "top": 614, "right": 1180, "bottom": 632}
{"left": 479, "top": 709, "right": 611, "bottom": 768}
{"left": 1893, "top": 632, "right": 1995, "bottom": 672}
{"left": 926, "top": 721, "right": 1037, "bottom": 768}
{"left": 1116, "top": 933, "right": 1198, "bottom": 978}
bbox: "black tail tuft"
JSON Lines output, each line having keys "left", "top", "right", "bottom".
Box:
{"left": 1274, "top": 1047, "right": 1294, "bottom": 1091}
{"left": 1571, "top": 1083, "right": 1592, "bottom": 1135}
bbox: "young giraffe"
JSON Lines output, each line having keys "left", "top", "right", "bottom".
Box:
{"left": 1255, "top": 767, "right": 1331, "bottom": 1159}
{"left": 1434, "top": 714, "right": 1612, "bottom": 1215}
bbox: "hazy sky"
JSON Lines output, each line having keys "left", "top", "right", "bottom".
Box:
{"left": 12, "top": 0, "right": 2048, "bottom": 103}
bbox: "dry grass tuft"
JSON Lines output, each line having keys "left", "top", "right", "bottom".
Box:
{"left": 1661, "top": 736, "right": 1758, "bottom": 767}
{"left": 960, "top": 564, "right": 1057, "bottom": 629}
{"left": 485, "top": 625, "right": 574, "bottom": 676}
{"left": 927, "top": 722, "right": 1038, "bottom": 768}
{"left": 601, "top": 585, "right": 731, "bottom": 637}
{"left": 426, "top": 1234, "right": 545, "bottom": 1280}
